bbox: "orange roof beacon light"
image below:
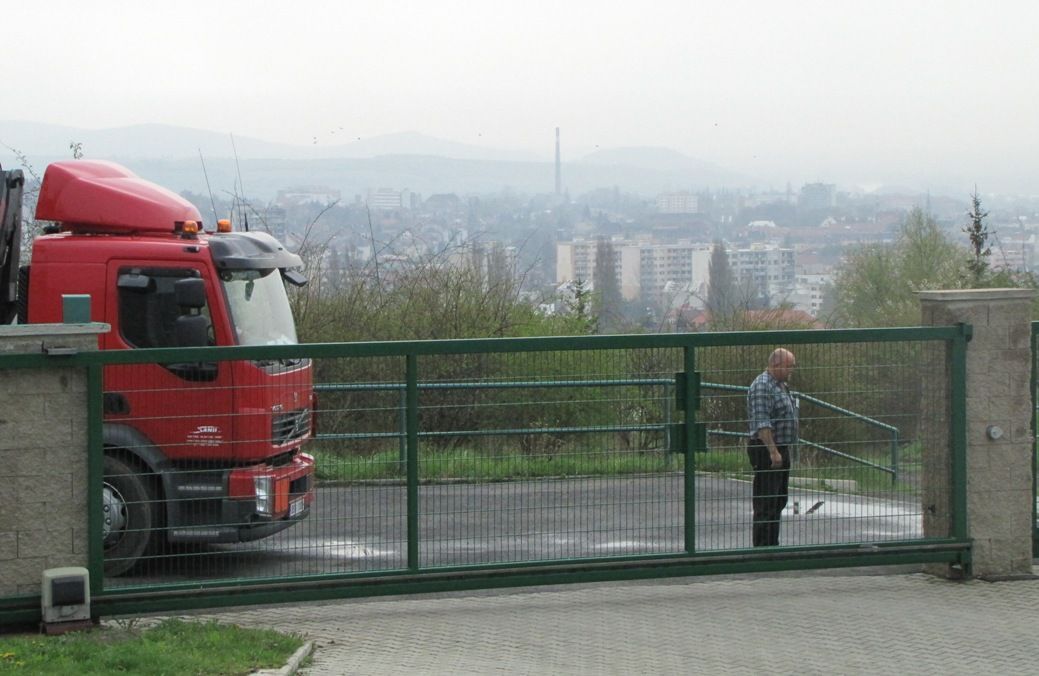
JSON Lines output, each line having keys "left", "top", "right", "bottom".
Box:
{"left": 176, "top": 221, "right": 200, "bottom": 238}
{"left": 217, "top": 218, "right": 232, "bottom": 233}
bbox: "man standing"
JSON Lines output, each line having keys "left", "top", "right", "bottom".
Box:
{"left": 746, "top": 348, "right": 799, "bottom": 547}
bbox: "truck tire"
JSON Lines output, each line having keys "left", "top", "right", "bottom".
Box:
{"left": 102, "top": 454, "right": 157, "bottom": 576}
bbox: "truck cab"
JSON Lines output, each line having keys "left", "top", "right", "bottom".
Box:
{"left": 2, "top": 160, "right": 316, "bottom": 575}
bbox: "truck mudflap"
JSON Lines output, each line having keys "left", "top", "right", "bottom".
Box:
{"left": 165, "top": 452, "right": 315, "bottom": 544}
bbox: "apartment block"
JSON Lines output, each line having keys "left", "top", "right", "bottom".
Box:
{"left": 367, "top": 187, "right": 413, "bottom": 211}
{"left": 729, "top": 243, "right": 796, "bottom": 301}
{"left": 789, "top": 273, "right": 831, "bottom": 317}
{"left": 556, "top": 239, "right": 712, "bottom": 302}
{"left": 656, "top": 192, "right": 699, "bottom": 214}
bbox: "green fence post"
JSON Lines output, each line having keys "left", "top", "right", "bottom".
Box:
{"left": 1032, "top": 321, "right": 1038, "bottom": 556}
{"left": 406, "top": 354, "right": 420, "bottom": 571}
{"left": 62, "top": 294, "right": 91, "bottom": 324}
{"left": 683, "top": 346, "right": 697, "bottom": 554}
{"left": 891, "top": 429, "right": 900, "bottom": 487}
{"left": 664, "top": 382, "right": 673, "bottom": 468}
{"left": 950, "top": 323, "right": 970, "bottom": 543}
{"left": 86, "top": 363, "right": 104, "bottom": 597}
{"left": 398, "top": 385, "right": 407, "bottom": 471}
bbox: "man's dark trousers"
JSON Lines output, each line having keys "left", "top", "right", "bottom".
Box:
{"left": 747, "top": 440, "right": 791, "bottom": 547}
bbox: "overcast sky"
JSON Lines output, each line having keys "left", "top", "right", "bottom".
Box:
{"left": 7, "top": 0, "right": 1038, "bottom": 191}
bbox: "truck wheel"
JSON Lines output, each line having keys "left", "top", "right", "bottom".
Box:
{"left": 102, "top": 455, "right": 156, "bottom": 576}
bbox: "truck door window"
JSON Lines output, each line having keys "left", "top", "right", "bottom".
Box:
{"left": 118, "top": 268, "right": 211, "bottom": 348}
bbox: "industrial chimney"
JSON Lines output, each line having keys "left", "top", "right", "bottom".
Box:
{"left": 554, "top": 127, "right": 562, "bottom": 196}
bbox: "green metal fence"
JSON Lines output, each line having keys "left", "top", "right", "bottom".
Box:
{"left": 0, "top": 326, "right": 971, "bottom": 621}
{"left": 1031, "top": 322, "right": 1039, "bottom": 556}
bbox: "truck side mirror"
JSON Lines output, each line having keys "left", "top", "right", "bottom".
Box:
{"left": 169, "top": 313, "right": 218, "bottom": 382}
{"left": 174, "top": 314, "right": 210, "bottom": 347}
{"left": 174, "top": 277, "right": 207, "bottom": 309}
{"left": 283, "top": 269, "right": 308, "bottom": 287}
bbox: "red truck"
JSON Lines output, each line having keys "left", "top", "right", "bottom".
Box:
{"left": 0, "top": 160, "right": 315, "bottom": 575}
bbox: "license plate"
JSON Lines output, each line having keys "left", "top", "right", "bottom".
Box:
{"left": 289, "top": 497, "right": 304, "bottom": 517}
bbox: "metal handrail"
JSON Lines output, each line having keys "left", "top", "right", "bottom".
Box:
{"left": 315, "top": 377, "right": 902, "bottom": 480}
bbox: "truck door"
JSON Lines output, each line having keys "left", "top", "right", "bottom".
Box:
{"left": 102, "top": 264, "right": 235, "bottom": 462}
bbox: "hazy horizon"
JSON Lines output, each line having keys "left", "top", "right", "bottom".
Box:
{"left": 6, "top": 1, "right": 1039, "bottom": 193}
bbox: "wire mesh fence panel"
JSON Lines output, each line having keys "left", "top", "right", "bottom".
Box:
{"left": 695, "top": 340, "right": 945, "bottom": 550}
{"left": 291, "top": 355, "right": 409, "bottom": 575}
{"left": 415, "top": 347, "right": 685, "bottom": 567}
{"left": 1033, "top": 322, "right": 1039, "bottom": 550}
{"left": 88, "top": 329, "right": 964, "bottom": 596}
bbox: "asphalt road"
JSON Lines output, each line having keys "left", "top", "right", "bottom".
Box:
{"left": 110, "top": 474, "right": 922, "bottom": 588}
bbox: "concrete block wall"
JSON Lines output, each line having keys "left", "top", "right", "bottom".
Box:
{"left": 920, "top": 289, "right": 1035, "bottom": 578}
{"left": 0, "top": 324, "right": 107, "bottom": 597}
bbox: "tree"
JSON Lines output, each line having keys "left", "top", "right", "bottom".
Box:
{"left": 592, "top": 237, "right": 622, "bottom": 333}
{"left": 964, "top": 189, "right": 990, "bottom": 284}
{"left": 706, "top": 240, "right": 736, "bottom": 322}
{"left": 564, "top": 278, "right": 596, "bottom": 334}
{"left": 831, "top": 207, "right": 967, "bottom": 327}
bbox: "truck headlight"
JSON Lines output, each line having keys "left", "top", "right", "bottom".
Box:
{"left": 254, "top": 476, "right": 273, "bottom": 516}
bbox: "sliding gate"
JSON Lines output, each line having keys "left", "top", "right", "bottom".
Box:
{"left": 1031, "top": 322, "right": 1039, "bottom": 555}
{"left": 57, "top": 327, "right": 977, "bottom": 616}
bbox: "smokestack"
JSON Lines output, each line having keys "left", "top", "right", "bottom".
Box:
{"left": 554, "top": 127, "right": 561, "bottom": 196}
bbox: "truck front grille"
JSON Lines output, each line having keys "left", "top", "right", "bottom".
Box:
{"left": 272, "top": 408, "right": 311, "bottom": 445}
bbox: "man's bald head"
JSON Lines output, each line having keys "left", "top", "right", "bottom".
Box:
{"left": 767, "top": 348, "right": 796, "bottom": 382}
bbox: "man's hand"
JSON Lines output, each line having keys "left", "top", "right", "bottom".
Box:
{"left": 757, "top": 428, "right": 783, "bottom": 469}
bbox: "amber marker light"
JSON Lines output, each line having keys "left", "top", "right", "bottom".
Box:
{"left": 217, "top": 219, "right": 232, "bottom": 233}
{"left": 182, "top": 220, "right": 199, "bottom": 235}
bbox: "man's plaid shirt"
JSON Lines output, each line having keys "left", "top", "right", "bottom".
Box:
{"left": 747, "top": 370, "right": 799, "bottom": 446}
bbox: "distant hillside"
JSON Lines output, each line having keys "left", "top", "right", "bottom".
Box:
{"left": 580, "top": 146, "right": 750, "bottom": 188}
{"left": 121, "top": 157, "right": 754, "bottom": 200}
{"left": 0, "top": 122, "right": 754, "bottom": 198}
{"left": 0, "top": 121, "right": 538, "bottom": 162}
{"left": 582, "top": 146, "right": 712, "bottom": 171}
{"left": 309, "top": 131, "right": 539, "bottom": 162}
{"left": 0, "top": 121, "right": 293, "bottom": 160}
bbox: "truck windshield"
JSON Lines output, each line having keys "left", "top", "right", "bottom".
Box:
{"left": 221, "top": 269, "right": 298, "bottom": 346}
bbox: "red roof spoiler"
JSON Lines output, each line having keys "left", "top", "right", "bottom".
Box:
{"left": 36, "top": 161, "right": 201, "bottom": 234}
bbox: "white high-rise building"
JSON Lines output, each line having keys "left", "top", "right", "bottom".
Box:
{"left": 728, "top": 243, "right": 796, "bottom": 302}
{"left": 789, "top": 273, "right": 831, "bottom": 317}
{"left": 366, "top": 188, "right": 412, "bottom": 211}
{"left": 656, "top": 192, "right": 699, "bottom": 214}
{"left": 556, "top": 239, "right": 712, "bottom": 302}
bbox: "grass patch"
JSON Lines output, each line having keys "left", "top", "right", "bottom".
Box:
{"left": 0, "top": 618, "right": 303, "bottom": 675}
{"left": 690, "top": 450, "right": 748, "bottom": 475}
{"left": 312, "top": 445, "right": 914, "bottom": 495}
{"left": 313, "top": 447, "right": 685, "bottom": 481}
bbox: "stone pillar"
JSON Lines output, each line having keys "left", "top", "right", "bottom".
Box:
{"left": 919, "top": 289, "right": 1035, "bottom": 578}
{"left": 0, "top": 324, "right": 107, "bottom": 598}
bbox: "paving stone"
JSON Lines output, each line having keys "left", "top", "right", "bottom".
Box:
{"left": 147, "top": 568, "right": 1039, "bottom": 675}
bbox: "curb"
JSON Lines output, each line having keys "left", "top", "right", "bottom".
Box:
{"left": 253, "top": 640, "right": 315, "bottom": 675}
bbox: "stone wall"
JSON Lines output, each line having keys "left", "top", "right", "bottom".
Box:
{"left": 920, "top": 289, "right": 1035, "bottom": 578}
{"left": 0, "top": 324, "right": 107, "bottom": 596}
